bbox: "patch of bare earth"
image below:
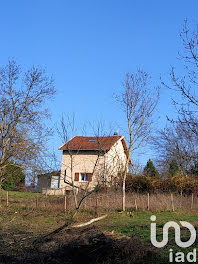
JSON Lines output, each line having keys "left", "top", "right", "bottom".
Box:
{"left": 0, "top": 225, "right": 161, "bottom": 264}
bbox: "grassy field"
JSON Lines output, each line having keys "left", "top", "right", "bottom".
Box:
{"left": 0, "top": 190, "right": 198, "bottom": 263}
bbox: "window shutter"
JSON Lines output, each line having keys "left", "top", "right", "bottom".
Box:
{"left": 88, "top": 173, "right": 93, "bottom": 182}
{"left": 74, "top": 172, "right": 79, "bottom": 181}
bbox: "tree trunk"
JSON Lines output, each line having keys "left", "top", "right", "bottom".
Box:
{"left": 122, "top": 159, "right": 129, "bottom": 211}
{"left": 71, "top": 157, "right": 78, "bottom": 208}
{"left": 122, "top": 175, "right": 126, "bottom": 211}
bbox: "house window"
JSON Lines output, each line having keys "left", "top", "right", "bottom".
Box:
{"left": 64, "top": 169, "right": 66, "bottom": 181}
{"left": 51, "top": 175, "right": 60, "bottom": 189}
{"left": 80, "top": 173, "right": 88, "bottom": 182}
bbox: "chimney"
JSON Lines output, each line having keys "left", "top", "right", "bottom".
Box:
{"left": 113, "top": 132, "right": 118, "bottom": 136}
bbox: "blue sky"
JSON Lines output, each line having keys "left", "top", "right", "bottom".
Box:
{"left": 1, "top": 0, "right": 198, "bottom": 167}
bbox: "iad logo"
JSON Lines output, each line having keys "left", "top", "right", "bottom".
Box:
{"left": 150, "top": 215, "right": 196, "bottom": 248}
{"left": 150, "top": 215, "right": 197, "bottom": 263}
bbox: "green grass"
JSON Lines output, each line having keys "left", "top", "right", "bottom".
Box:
{"left": 0, "top": 189, "right": 64, "bottom": 199}
{"left": 0, "top": 189, "right": 43, "bottom": 200}
{"left": 98, "top": 210, "right": 198, "bottom": 262}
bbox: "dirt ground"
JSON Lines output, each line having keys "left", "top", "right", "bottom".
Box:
{"left": 0, "top": 192, "right": 167, "bottom": 264}
{"left": 0, "top": 224, "right": 162, "bottom": 264}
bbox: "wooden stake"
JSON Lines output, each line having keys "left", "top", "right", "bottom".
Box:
{"left": 6, "top": 191, "right": 8, "bottom": 207}
{"left": 95, "top": 195, "right": 98, "bottom": 214}
{"left": 147, "top": 193, "right": 150, "bottom": 210}
{"left": 135, "top": 199, "right": 138, "bottom": 211}
{"left": 191, "top": 193, "right": 194, "bottom": 209}
{"left": 36, "top": 193, "right": 39, "bottom": 208}
{"left": 171, "top": 193, "right": 174, "bottom": 212}
{"left": 180, "top": 190, "right": 183, "bottom": 208}
{"left": 64, "top": 195, "right": 67, "bottom": 213}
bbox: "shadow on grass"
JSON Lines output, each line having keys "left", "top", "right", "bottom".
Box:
{"left": 0, "top": 227, "right": 167, "bottom": 264}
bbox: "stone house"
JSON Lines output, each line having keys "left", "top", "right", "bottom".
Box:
{"left": 59, "top": 135, "right": 131, "bottom": 191}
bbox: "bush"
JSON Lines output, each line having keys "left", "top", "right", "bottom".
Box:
{"left": 2, "top": 162, "right": 25, "bottom": 191}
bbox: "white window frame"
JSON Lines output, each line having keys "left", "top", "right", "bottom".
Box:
{"left": 79, "top": 173, "right": 88, "bottom": 182}
{"left": 51, "top": 175, "right": 60, "bottom": 189}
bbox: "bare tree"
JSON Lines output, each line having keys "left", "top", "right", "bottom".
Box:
{"left": 163, "top": 20, "right": 198, "bottom": 136}
{"left": 157, "top": 20, "right": 198, "bottom": 177}
{"left": 0, "top": 59, "right": 55, "bottom": 186}
{"left": 116, "top": 70, "right": 159, "bottom": 211}
{"left": 153, "top": 122, "right": 198, "bottom": 175}
{"left": 58, "top": 114, "right": 82, "bottom": 208}
{"left": 57, "top": 115, "right": 106, "bottom": 217}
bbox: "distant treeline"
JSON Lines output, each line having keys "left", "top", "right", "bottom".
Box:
{"left": 125, "top": 174, "right": 198, "bottom": 195}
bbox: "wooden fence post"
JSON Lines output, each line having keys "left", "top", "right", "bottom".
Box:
{"left": 135, "top": 199, "right": 138, "bottom": 211}
{"left": 95, "top": 194, "right": 98, "bottom": 215}
{"left": 64, "top": 194, "right": 67, "bottom": 213}
{"left": 191, "top": 193, "right": 194, "bottom": 209}
{"left": 171, "top": 193, "right": 174, "bottom": 212}
{"left": 147, "top": 193, "right": 150, "bottom": 210}
{"left": 36, "top": 193, "right": 39, "bottom": 208}
{"left": 180, "top": 190, "right": 183, "bottom": 208}
{"left": 6, "top": 191, "right": 9, "bottom": 207}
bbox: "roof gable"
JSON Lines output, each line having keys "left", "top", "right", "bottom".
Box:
{"left": 59, "top": 136, "right": 122, "bottom": 151}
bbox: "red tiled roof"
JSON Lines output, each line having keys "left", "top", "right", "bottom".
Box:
{"left": 59, "top": 136, "right": 122, "bottom": 151}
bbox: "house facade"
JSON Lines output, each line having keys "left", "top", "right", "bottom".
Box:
{"left": 59, "top": 135, "right": 131, "bottom": 191}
